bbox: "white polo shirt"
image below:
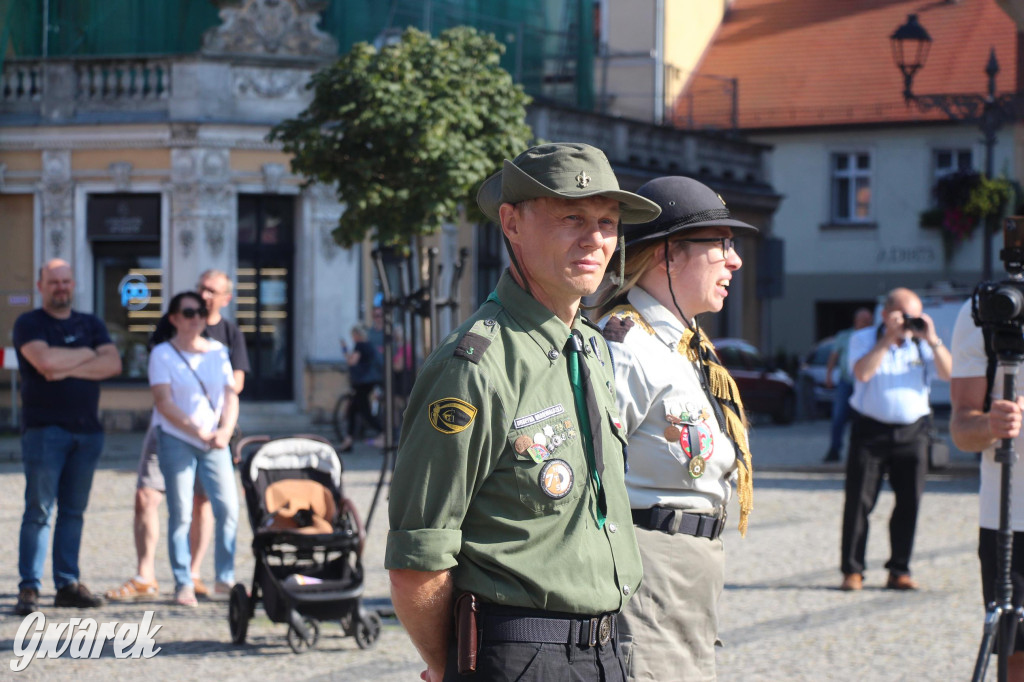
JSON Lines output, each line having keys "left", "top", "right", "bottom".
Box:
{"left": 847, "top": 324, "right": 935, "bottom": 425}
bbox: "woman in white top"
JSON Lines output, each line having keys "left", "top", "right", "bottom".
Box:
{"left": 149, "top": 291, "right": 239, "bottom": 607}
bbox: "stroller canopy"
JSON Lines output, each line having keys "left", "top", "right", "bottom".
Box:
{"left": 248, "top": 438, "right": 343, "bottom": 490}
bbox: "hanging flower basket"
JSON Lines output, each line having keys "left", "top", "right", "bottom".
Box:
{"left": 921, "top": 171, "right": 1012, "bottom": 263}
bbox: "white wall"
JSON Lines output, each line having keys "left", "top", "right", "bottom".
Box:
{"left": 752, "top": 123, "right": 1016, "bottom": 356}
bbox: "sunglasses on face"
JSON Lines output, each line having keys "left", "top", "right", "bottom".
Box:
{"left": 676, "top": 236, "right": 737, "bottom": 255}
{"left": 179, "top": 307, "right": 208, "bottom": 319}
{"left": 198, "top": 285, "right": 227, "bottom": 297}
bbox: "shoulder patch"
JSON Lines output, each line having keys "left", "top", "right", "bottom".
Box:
{"left": 454, "top": 330, "right": 492, "bottom": 364}
{"left": 429, "top": 398, "right": 478, "bottom": 434}
{"left": 602, "top": 317, "right": 635, "bottom": 343}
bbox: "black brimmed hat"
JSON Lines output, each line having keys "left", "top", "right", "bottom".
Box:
{"left": 476, "top": 142, "right": 661, "bottom": 225}
{"left": 623, "top": 176, "right": 758, "bottom": 248}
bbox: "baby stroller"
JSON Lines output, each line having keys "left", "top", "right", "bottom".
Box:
{"left": 229, "top": 434, "right": 382, "bottom": 653}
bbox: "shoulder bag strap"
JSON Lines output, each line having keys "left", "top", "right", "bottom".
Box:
{"left": 170, "top": 343, "right": 217, "bottom": 412}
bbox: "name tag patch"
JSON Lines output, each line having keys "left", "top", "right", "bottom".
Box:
{"left": 513, "top": 404, "right": 565, "bottom": 429}
{"left": 428, "top": 398, "right": 478, "bottom": 435}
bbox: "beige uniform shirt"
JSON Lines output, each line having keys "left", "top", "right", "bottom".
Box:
{"left": 600, "top": 287, "right": 738, "bottom": 511}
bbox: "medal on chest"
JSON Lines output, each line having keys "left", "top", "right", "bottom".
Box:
{"left": 664, "top": 403, "right": 714, "bottom": 478}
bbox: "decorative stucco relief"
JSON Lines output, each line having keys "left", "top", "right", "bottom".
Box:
{"left": 202, "top": 0, "right": 337, "bottom": 60}
{"left": 41, "top": 150, "right": 72, "bottom": 259}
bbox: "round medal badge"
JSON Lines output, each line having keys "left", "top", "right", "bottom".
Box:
{"left": 539, "top": 459, "right": 574, "bottom": 499}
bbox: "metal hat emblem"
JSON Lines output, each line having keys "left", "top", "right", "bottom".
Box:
{"left": 576, "top": 171, "right": 591, "bottom": 189}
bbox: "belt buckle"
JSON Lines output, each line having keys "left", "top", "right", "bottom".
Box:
{"left": 589, "top": 614, "right": 611, "bottom": 647}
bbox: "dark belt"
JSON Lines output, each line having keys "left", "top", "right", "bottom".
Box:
{"left": 632, "top": 506, "right": 726, "bottom": 540}
{"left": 480, "top": 607, "right": 616, "bottom": 648}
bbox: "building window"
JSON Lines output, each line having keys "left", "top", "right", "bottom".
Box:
{"left": 87, "top": 193, "right": 162, "bottom": 381}
{"left": 933, "top": 148, "right": 973, "bottom": 180}
{"left": 831, "top": 152, "right": 872, "bottom": 223}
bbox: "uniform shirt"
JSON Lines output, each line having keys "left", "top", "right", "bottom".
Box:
{"left": 847, "top": 325, "right": 935, "bottom": 425}
{"left": 13, "top": 308, "right": 113, "bottom": 433}
{"left": 950, "top": 299, "right": 1024, "bottom": 531}
{"left": 600, "top": 287, "right": 738, "bottom": 511}
{"left": 386, "top": 271, "right": 642, "bottom": 615}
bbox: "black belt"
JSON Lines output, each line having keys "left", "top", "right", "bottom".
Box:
{"left": 632, "top": 506, "right": 726, "bottom": 540}
{"left": 480, "top": 607, "right": 616, "bottom": 648}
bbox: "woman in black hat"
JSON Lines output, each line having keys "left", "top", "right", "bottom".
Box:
{"left": 596, "top": 176, "right": 757, "bottom": 681}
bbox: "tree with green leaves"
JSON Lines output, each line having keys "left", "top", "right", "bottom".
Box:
{"left": 269, "top": 26, "right": 533, "bottom": 247}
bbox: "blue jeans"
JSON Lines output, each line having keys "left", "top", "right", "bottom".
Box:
{"left": 19, "top": 426, "right": 104, "bottom": 591}
{"left": 156, "top": 429, "right": 238, "bottom": 589}
{"left": 829, "top": 379, "right": 855, "bottom": 454}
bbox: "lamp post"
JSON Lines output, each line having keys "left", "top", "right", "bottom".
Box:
{"left": 891, "top": 13, "right": 1021, "bottom": 281}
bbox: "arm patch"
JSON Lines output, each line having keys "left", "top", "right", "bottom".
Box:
{"left": 602, "top": 317, "right": 634, "bottom": 343}
{"left": 454, "top": 331, "right": 491, "bottom": 364}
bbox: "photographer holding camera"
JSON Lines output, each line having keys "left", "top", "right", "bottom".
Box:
{"left": 950, "top": 297, "right": 1024, "bottom": 677}
{"left": 839, "top": 287, "right": 952, "bottom": 592}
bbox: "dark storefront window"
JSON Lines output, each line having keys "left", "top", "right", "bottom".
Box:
{"left": 88, "top": 193, "right": 162, "bottom": 381}
{"left": 237, "top": 195, "right": 294, "bottom": 400}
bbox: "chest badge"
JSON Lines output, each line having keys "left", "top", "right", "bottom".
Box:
{"left": 527, "top": 444, "right": 551, "bottom": 463}
{"left": 539, "top": 459, "right": 574, "bottom": 499}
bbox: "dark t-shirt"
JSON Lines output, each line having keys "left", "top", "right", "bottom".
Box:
{"left": 350, "top": 340, "right": 382, "bottom": 386}
{"left": 205, "top": 317, "right": 250, "bottom": 374}
{"left": 150, "top": 314, "right": 250, "bottom": 374}
{"left": 13, "top": 308, "right": 114, "bottom": 432}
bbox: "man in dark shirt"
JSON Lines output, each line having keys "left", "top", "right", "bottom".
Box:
{"left": 14, "top": 259, "right": 122, "bottom": 615}
{"left": 106, "top": 269, "right": 249, "bottom": 601}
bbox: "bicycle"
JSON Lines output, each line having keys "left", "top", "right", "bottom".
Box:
{"left": 332, "top": 384, "right": 382, "bottom": 448}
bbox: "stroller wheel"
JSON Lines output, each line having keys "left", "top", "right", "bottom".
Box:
{"left": 228, "top": 584, "right": 250, "bottom": 645}
{"left": 354, "top": 611, "right": 383, "bottom": 650}
{"left": 287, "top": 617, "right": 320, "bottom": 654}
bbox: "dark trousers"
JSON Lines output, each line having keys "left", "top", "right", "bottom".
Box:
{"left": 348, "top": 382, "right": 381, "bottom": 436}
{"left": 442, "top": 639, "right": 626, "bottom": 682}
{"left": 840, "top": 411, "right": 929, "bottom": 576}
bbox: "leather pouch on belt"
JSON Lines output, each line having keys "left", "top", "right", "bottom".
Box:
{"left": 454, "top": 592, "right": 480, "bottom": 674}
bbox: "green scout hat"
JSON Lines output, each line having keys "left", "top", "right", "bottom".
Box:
{"left": 476, "top": 142, "right": 661, "bottom": 224}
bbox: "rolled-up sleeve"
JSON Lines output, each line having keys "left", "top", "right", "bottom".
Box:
{"left": 385, "top": 357, "right": 503, "bottom": 572}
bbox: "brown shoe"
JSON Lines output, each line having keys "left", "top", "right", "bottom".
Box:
{"left": 886, "top": 573, "right": 919, "bottom": 591}
{"left": 840, "top": 573, "right": 863, "bottom": 591}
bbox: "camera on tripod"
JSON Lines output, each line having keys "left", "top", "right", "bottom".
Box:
{"left": 972, "top": 217, "right": 1024, "bottom": 359}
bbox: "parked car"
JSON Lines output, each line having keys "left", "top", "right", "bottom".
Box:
{"left": 797, "top": 336, "right": 836, "bottom": 419}
{"left": 712, "top": 338, "right": 796, "bottom": 424}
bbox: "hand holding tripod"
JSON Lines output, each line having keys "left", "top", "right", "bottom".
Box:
{"left": 973, "top": 352, "right": 1024, "bottom": 682}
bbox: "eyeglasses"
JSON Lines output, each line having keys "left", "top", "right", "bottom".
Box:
{"left": 677, "top": 237, "right": 736, "bottom": 255}
{"left": 198, "top": 285, "right": 227, "bottom": 297}
{"left": 179, "top": 307, "right": 208, "bottom": 319}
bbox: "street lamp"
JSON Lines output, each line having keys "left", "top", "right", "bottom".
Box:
{"left": 891, "top": 13, "right": 1019, "bottom": 281}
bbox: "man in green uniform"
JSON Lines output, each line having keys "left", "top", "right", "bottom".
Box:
{"left": 386, "top": 142, "right": 661, "bottom": 681}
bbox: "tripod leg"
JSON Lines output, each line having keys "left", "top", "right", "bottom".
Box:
{"left": 974, "top": 606, "right": 1003, "bottom": 682}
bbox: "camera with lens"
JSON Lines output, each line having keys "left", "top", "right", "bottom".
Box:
{"left": 903, "top": 316, "right": 926, "bottom": 332}
{"left": 972, "top": 217, "right": 1024, "bottom": 359}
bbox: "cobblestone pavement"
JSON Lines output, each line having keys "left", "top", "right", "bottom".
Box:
{"left": 0, "top": 420, "right": 993, "bottom": 680}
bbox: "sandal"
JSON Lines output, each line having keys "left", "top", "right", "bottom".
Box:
{"left": 192, "top": 577, "right": 209, "bottom": 598}
{"left": 105, "top": 577, "right": 159, "bottom": 601}
{"left": 175, "top": 586, "right": 198, "bottom": 608}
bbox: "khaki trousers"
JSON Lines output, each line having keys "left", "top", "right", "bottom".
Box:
{"left": 619, "top": 524, "right": 725, "bottom": 682}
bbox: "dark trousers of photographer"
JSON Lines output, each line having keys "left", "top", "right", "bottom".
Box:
{"left": 841, "top": 411, "right": 929, "bottom": 577}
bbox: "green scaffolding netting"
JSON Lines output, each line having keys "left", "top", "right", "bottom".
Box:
{"left": 1, "top": 0, "right": 592, "bottom": 109}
